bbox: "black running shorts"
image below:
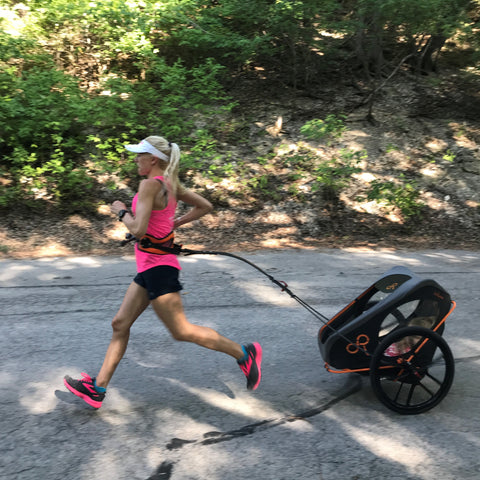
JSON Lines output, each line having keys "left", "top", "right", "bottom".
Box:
{"left": 133, "top": 265, "right": 183, "bottom": 300}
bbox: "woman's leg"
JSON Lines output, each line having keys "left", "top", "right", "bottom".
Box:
{"left": 95, "top": 281, "right": 150, "bottom": 388}
{"left": 150, "top": 291, "right": 245, "bottom": 360}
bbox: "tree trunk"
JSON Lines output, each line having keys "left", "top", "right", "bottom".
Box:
{"left": 418, "top": 34, "right": 447, "bottom": 73}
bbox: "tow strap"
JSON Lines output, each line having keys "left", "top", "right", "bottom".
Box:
{"left": 121, "top": 232, "right": 291, "bottom": 291}
{"left": 120, "top": 232, "right": 334, "bottom": 327}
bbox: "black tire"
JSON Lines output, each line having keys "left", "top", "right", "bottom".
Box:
{"left": 370, "top": 326, "right": 455, "bottom": 414}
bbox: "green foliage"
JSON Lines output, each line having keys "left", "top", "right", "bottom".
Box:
{"left": 0, "top": 67, "right": 87, "bottom": 153}
{"left": 0, "top": 0, "right": 478, "bottom": 215}
{"left": 0, "top": 2, "right": 233, "bottom": 210}
{"left": 0, "top": 45, "right": 95, "bottom": 210}
{"left": 204, "top": 163, "right": 231, "bottom": 183}
{"left": 243, "top": 173, "right": 281, "bottom": 201}
{"left": 442, "top": 150, "right": 456, "bottom": 162}
{"left": 0, "top": 142, "right": 95, "bottom": 212}
{"left": 163, "top": 0, "right": 270, "bottom": 67}
{"left": 300, "top": 115, "right": 347, "bottom": 144}
{"left": 183, "top": 130, "right": 222, "bottom": 173}
{"left": 386, "top": 143, "right": 400, "bottom": 153}
{"left": 366, "top": 175, "right": 424, "bottom": 219}
{"left": 311, "top": 149, "right": 364, "bottom": 200}
{"left": 283, "top": 150, "right": 317, "bottom": 170}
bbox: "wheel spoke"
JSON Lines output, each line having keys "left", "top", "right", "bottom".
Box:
{"left": 406, "top": 383, "right": 416, "bottom": 406}
{"left": 424, "top": 371, "right": 443, "bottom": 387}
{"left": 393, "top": 382, "right": 404, "bottom": 403}
{"left": 417, "top": 380, "right": 435, "bottom": 396}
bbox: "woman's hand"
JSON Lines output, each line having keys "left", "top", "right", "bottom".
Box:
{"left": 110, "top": 200, "right": 127, "bottom": 216}
{"left": 174, "top": 189, "right": 213, "bottom": 229}
{"left": 173, "top": 217, "right": 184, "bottom": 230}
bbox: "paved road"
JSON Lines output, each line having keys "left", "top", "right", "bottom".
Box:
{"left": 1, "top": 249, "right": 479, "bottom": 480}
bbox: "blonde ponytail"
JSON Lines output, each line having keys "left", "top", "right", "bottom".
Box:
{"left": 144, "top": 136, "right": 184, "bottom": 197}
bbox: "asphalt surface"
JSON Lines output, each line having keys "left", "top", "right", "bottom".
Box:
{"left": 1, "top": 249, "right": 479, "bottom": 480}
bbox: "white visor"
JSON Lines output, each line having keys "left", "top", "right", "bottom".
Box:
{"left": 125, "top": 139, "right": 169, "bottom": 162}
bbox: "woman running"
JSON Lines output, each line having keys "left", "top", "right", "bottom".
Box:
{"left": 64, "top": 136, "right": 262, "bottom": 408}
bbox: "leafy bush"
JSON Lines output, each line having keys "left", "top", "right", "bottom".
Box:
{"left": 0, "top": 4, "right": 233, "bottom": 209}
{"left": 300, "top": 114, "right": 347, "bottom": 144}
{"left": 311, "top": 149, "right": 364, "bottom": 201}
{"left": 86, "top": 57, "right": 233, "bottom": 177}
{"left": 366, "top": 176, "right": 424, "bottom": 219}
{"left": 0, "top": 44, "right": 95, "bottom": 210}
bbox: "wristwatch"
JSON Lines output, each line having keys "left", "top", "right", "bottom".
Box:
{"left": 118, "top": 209, "right": 128, "bottom": 221}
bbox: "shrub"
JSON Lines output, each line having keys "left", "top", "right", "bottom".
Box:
{"left": 300, "top": 114, "right": 347, "bottom": 144}
{"left": 0, "top": 51, "right": 94, "bottom": 210}
{"left": 366, "top": 175, "right": 424, "bottom": 219}
{"left": 311, "top": 149, "right": 365, "bottom": 201}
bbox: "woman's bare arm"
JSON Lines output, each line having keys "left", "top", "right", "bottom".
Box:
{"left": 111, "top": 179, "right": 159, "bottom": 238}
{"left": 174, "top": 189, "right": 213, "bottom": 229}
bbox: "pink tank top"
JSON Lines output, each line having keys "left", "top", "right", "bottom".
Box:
{"left": 132, "top": 176, "right": 181, "bottom": 273}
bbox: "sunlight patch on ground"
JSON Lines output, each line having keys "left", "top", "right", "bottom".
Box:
{"left": 340, "top": 249, "right": 424, "bottom": 265}
{"left": 62, "top": 256, "right": 105, "bottom": 266}
{"left": 0, "top": 235, "right": 73, "bottom": 259}
{"left": 450, "top": 122, "right": 477, "bottom": 150}
{"left": 167, "top": 377, "right": 286, "bottom": 421}
{"left": 425, "top": 138, "right": 448, "bottom": 153}
{"left": 465, "top": 199, "right": 478, "bottom": 208}
{"left": 146, "top": 446, "right": 165, "bottom": 471}
{"left": 87, "top": 451, "right": 123, "bottom": 479}
{"left": 347, "top": 427, "right": 433, "bottom": 474}
{"left": 105, "top": 223, "right": 129, "bottom": 241}
{"left": 260, "top": 231, "right": 302, "bottom": 249}
{"left": 423, "top": 191, "right": 447, "bottom": 211}
{"left": 350, "top": 199, "right": 385, "bottom": 216}
{"left": 97, "top": 204, "right": 111, "bottom": 215}
{"left": 154, "top": 408, "right": 219, "bottom": 439}
{"left": 342, "top": 129, "right": 372, "bottom": 152}
{"left": 20, "top": 381, "right": 59, "bottom": 414}
{"left": 341, "top": 246, "right": 398, "bottom": 253}
{"left": 98, "top": 389, "right": 139, "bottom": 425}
{"left": 233, "top": 280, "right": 293, "bottom": 306}
{"left": 258, "top": 211, "right": 292, "bottom": 225}
{"left": 173, "top": 447, "right": 236, "bottom": 479}
{"left": 420, "top": 165, "right": 443, "bottom": 178}
{"left": 67, "top": 214, "right": 92, "bottom": 229}
{"left": 0, "top": 263, "right": 34, "bottom": 282}
{"left": 325, "top": 410, "right": 435, "bottom": 477}
{"left": 35, "top": 243, "right": 73, "bottom": 257}
{"left": 355, "top": 172, "right": 376, "bottom": 183}
{"left": 452, "top": 338, "right": 480, "bottom": 355}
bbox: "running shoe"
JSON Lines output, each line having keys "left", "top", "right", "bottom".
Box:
{"left": 238, "top": 342, "right": 262, "bottom": 390}
{"left": 63, "top": 372, "right": 105, "bottom": 409}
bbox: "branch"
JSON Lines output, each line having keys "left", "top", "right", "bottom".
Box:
{"left": 361, "top": 53, "right": 414, "bottom": 107}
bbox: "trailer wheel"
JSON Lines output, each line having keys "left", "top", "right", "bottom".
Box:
{"left": 369, "top": 326, "right": 454, "bottom": 414}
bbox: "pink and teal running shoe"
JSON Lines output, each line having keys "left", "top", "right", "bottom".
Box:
{"left": 63, "top": 372, "right": 105, "bottom": 408}
{"left": 238, "top": 343, "right": 262, "bottom": 390}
